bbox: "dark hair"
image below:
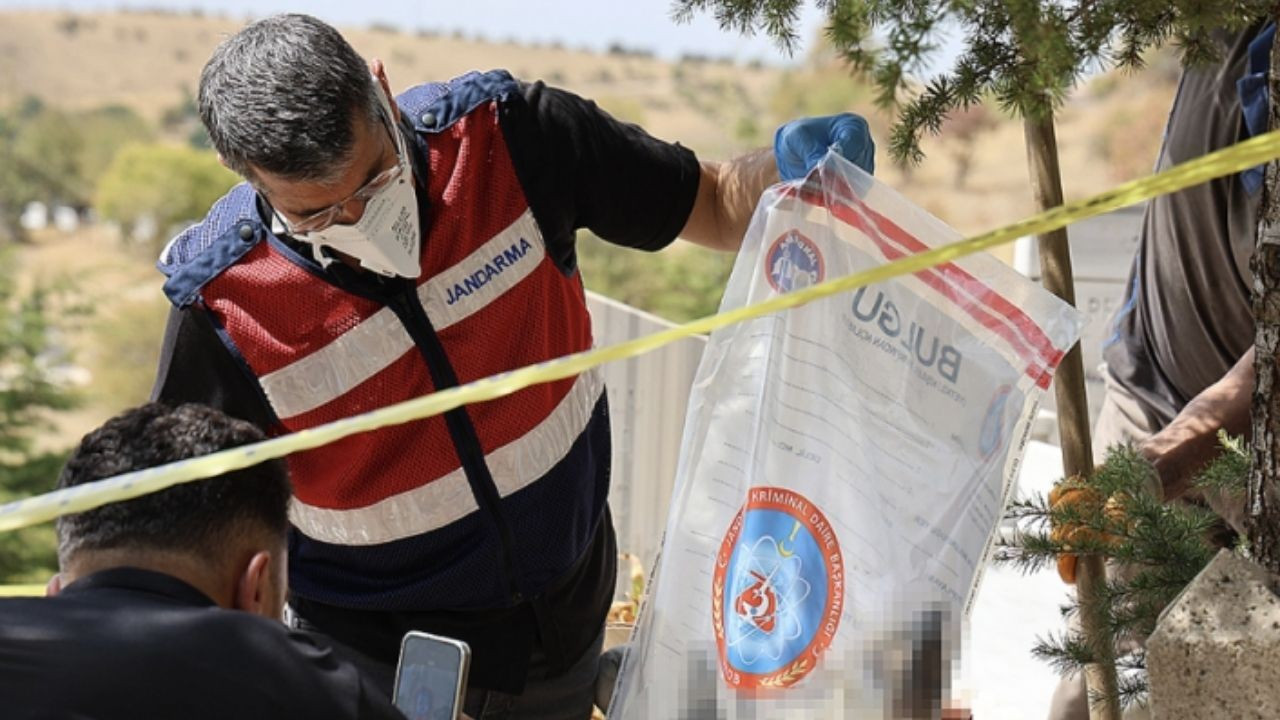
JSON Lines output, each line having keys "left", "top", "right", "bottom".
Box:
{"left": 54, "top": 403, "right": 290, "bottom": 565}
{"left": 198, "top": 13, "right": 380, "bottom": 183}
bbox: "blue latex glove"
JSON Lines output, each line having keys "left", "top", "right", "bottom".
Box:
{"left": 774, "top": 113, "right": 875, "bottom": 181}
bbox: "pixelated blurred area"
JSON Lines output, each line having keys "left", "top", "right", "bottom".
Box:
{"left": 592, "top": 442, "right": 1067, "bottom": 718}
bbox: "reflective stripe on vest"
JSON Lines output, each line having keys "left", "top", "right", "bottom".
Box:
{"left": 288, "top": 368, "right": 603, "bottom": 545}
{"left": 201, "top": 97, "right": 599, "bottom": 550}
{"left": 258, "top": 210, "right": 544, "bottom": 419}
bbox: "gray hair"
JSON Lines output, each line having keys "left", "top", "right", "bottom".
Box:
{"left": 198, "top": 13, "right": 381, "bottom": 184}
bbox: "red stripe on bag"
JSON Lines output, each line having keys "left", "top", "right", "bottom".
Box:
{"left": 787, "top": 184, "right": 1063, "bottom": 388}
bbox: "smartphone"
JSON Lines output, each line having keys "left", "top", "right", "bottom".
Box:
{"left": 392, "top": 631, "right": 471, "bottom": 720}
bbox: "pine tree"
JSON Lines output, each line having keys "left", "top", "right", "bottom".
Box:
{"left": 0, "top": 247, "right": 78, "bottom": 583}
{"left": 673, "top": 1, "right": 1269, "bottom": 164}
{"left": 996, "top": 440, "right": 1246, "bottom": 708}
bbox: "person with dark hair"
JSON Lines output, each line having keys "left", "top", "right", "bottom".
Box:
{"left": 0, "top": 403, "right": 404, "bottom": 720}
{"left": 151, "top": 13, "right": 875, "bottom": 718}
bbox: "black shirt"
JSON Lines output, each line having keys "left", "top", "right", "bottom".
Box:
{"left": 0, "top": 567, "right": 404, "bottom": 720}
{"left": 150, "top": 78, "right": 701, "bottom": 692}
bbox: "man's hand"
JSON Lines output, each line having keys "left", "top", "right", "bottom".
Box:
{"left": 680, "top": 113, "right": 876, "bottom": 251}
{"left": 1140, "top": 349, "right": 1253, "bottom": 503}
{"left": 774, "top": 113, "right": 875, "bottom": 180}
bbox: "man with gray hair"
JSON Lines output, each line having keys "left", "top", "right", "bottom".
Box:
{"left": 152, "top": 13, "right": 875, "bottom": 718}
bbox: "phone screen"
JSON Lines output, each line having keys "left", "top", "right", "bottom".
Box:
{"left": 393, "top": 633, "right": 467, "bottom": 720}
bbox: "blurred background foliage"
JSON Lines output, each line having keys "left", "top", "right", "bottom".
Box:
{"left": 578, "top": 236, "right": 735, "bottom": 320}
{"left": 94, "top": 143, "right": 237, "bottom": 246}
{"left": 0, "top": 80, "right": 238, "bottom": 583}
{"left": 0, "top": 248, "right": 80, "bottom": 582}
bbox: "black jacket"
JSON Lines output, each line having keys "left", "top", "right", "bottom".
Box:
{"left": 0, "top": 567, "right": 404, "bottom": 720}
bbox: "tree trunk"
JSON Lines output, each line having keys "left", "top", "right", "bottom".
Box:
{"left": 1247, "top": 14, "right": 1280, "bottom": 576}
{"left": 1023, "top": 113, "right": 1123, "bottom": 720}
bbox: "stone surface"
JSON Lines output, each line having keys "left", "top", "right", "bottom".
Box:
{"left": 1148, "top": 549, "right": 1280, "bottom": 719}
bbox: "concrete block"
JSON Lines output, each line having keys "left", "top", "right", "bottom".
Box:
{"left": 1148, "top": 549, "right": 1280, "bottom": 719}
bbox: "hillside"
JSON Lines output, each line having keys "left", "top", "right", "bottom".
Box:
{"left": 0, "top": 9, "right": 1181, "bottom": 233}
{"left": 1, "top": 8, "right": 1179, "bottom": 444}
{"left": 0, "top": 9, "right": 785, "bottom": 159}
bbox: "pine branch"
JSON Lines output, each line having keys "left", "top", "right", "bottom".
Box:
{"left": 1194, "top": 432, "right": 1250, "bottom": 496}
{"left": 1111, "top": 670, "right": 1150, "bottom": 710}
{"left": 676, "top": 0, "right": 1276, "bottom": 165}
{"left": 995, "top": 438, "right": 1240, "bottom": 706}
{"left": 670, "top": 0, "right": 805, "bottom": 55}
{"left": 1115, "top": 649, "right": 1147, "bottom": 673}
{"left": 993, "top": 529, "right": 1060, "bottom": 574}
{"left": 1002, "top": 493, "right": 1053, "bottom": 524}
{"left": 1032, "top": 630, "right": 1097, "bottom": 676}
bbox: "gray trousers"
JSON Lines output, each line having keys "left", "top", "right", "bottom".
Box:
{"left": 293, "top": 613, "right": 605, "bottom": 720}
{"left": 462, "top": 626, "right": 605, "bottom": 720}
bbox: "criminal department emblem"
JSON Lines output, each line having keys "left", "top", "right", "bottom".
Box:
{"left": 765, "top": 230, "right": 824, "bottom": 293}
{"left": 713, "top": 487, "right": 844, "bottom": 690}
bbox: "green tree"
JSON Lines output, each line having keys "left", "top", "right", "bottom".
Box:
{"left": 76, "top": 105, "right": 155, "bottom": 186}
{"left": 675, "top": 1, "right": 1266, "bottom": 163}
{"left": 997, "top": 440, "right": 1246, "bottom": 707}
{"left": 0, "top": 453, "right": 66, "bottom": 583}
{"left": 577, "top": 234, "right": 734, "bottom": 321}
{"left": 0, "top": 100, "right": 94, "bottom": 241}
{"left": 0, "top": 113, "right": 36, "bottom": 242}
{"left": 0, "top": 100, "right": 150, "bottom": 242}
{"left": 161, "top": 86, "right": 212, "bottom": 148}
{"left": 94, "top": 143, "right": 238, "bottom": 250}
{"left": 0, "top": 248, "right": 77, "bottom": 583}
{"left": 10, "top": 104, "right": 88, "bottom": 205}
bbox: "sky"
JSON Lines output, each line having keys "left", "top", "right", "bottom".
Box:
{"left": 0, "top": 0, "right": 836, "bottom": 65}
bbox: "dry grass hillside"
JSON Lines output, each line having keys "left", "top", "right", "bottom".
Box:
{"left": 1, "top": 9, "right": 1179, "bottom": 444}
{"left": 1, "top": 9, "right": 1179, "bottom": 233}
{"left": 0, "top": 9, "right": 783, "bottom": 158}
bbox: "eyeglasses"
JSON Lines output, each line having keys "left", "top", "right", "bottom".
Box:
{"left": 271, "top": 109, "right": 405, "bottom": 235}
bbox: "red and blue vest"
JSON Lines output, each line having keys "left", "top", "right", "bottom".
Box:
{"left": 159, "top": 71, "right": 610, "bottom": 611}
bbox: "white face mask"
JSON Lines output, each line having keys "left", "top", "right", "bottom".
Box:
{"left": 293, "top": 87, "right": 422, "bottom": 278}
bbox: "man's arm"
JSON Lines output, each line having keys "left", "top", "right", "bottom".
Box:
{"left": 679, "top": 115, "right": 876, "bottom": 252}
{"left": 678, "top": 150, "right": 779, "bottom": 252}
{"left": 1143, "top": 347, "right": 1254, "bottom": 501}
{"left": 152, "top": 306, "right": 277, "bottom": 431}
{"left": 511, "top": 81, "right": 873, "bottom": 258}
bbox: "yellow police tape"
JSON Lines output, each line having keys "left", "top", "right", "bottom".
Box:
{"left": 1, "top": 129, "right": 1279, "bottom": 536}
{"left": 0, "top": 585, "right": 44, "bottom": 597}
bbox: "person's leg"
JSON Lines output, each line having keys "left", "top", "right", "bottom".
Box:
{"left": 288, "top": 606, "right": 398, "bottom": 698}
{"left": 593, "top": 644, "right": 624, "bottom": 713}
{"left": 1089, "top": 376, "right": 1158, "bottom": 462}
{"left": 464, "top": 623, "right": 605, "bottom": 720}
